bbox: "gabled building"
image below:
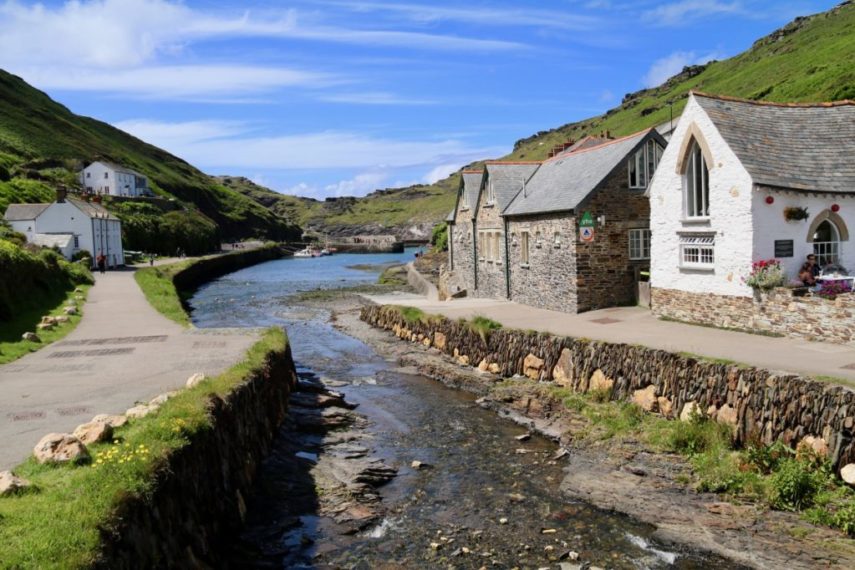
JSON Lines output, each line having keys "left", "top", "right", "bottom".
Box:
{"left": 79, "top": 161, "right": 149, "bottom": 197}
{"left": 649, "top": 92, "right": 855, "bottom": 328}
{"left": 446, "top": 170, "right": 484, "bottom": 295}
{"left": 4, "top": 192, "right": 124, "bottom": 267}
{"left": 503, "top": 128, "right": 666, "bottom": 312}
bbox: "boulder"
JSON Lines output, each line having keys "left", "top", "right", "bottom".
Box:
{"left": 54, "top": 315, "right": 70, "bottom": 324}
{"left": 477, "top": 359, "right": 489, "bottom": 372}
{"left": 657, "top": 396, "right": 673, "bottom": 418}
{"left": 73, "top": 421, "right": 113, "bottom": 445}
{"left": 841, "top": 463, "right": 855, "bottom": 487}
{"left": 21, "top": 332, "right": 41, "bottom": 342}
{"left": 798, "top": 435, "right": 829, "bottom": 458}
{"left": 63, "top": 306, "right": 78, "bottom": 315}
{"left": 589, "top": 369, "right": 614, "bottom": 393}
{"left": 186, "top": 372, "right": 207, "bottom": 389}
{"left": 150, "top": 391, "right": 179, "bottom": 406}
{"left": 457, "top": 354, "right": 470, "bottom": 366}
{"left": 552, "top": 348, "right": 573, "bottom": 387}
{"left": 433, "top": 332, "right": 447, "bottom": 350}
{"left": 91, "top": 414, "right": 128, "bottom": 428}
{"left": 0, "top": 471, "right": 31, "bottom": 497}
{"left": 488, "top": 363, "right": 501, "bottom": 374}
{"left": 680, "top": 401, "right": 700, "bottom": 422}
{"left": 36, "top": 323, "right": 55, "bottom": 331}
{"left": 40, "top": 316, "right": 57, "bottom": 326}
{"left": 717, "top": 404, "right": 738, "bottom": 427}
{"left": 631, "top": 385, "right": 657, "bottom": 412}
{"left": 523, "top": 353, "right": 544, "bottom": 380}
{"left": 422, "top": 337, "right": 431, "bottom": 347}
{"left": 126, "top": 404, "right": 156, "bottom": 419}
{"left": 33, "top": 433, "right": 89, "bottom": 464}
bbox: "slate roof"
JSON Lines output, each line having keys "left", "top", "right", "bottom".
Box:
{"left": 503, "top": 129, "right": 661, "bottom": 217}
{"left": 460, "top": 170, "right": 484, "bottom": 217}
{"left": 4, "top": 203, "right": 50, "bottom": 221}
{"left": 68, "top": 197, "right": 120, "bottom": 220}
{"left": 445, "top": 208, "right": 455, "bottom": 222}
{"left": 693, "top": 92, "right": 855, "bottom": 193}
{"left": 556, "top": 136, "right": 610, "bottom": 156}
{"left": 483, "top": 162, "right": 540, "bottom": 212}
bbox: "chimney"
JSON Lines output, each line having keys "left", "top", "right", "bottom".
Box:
{"left": 56, "top": 186, "right": 67, "bottom": 203}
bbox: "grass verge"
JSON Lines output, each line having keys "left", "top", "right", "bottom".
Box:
{"left": 133, "top": 261, "right": 194, "bottom": 327}
{"left": 0, "top": 284, "right": 91, "bottom": 365}
{"left": 0, "top": 327, "right": 287, "bottom": 569}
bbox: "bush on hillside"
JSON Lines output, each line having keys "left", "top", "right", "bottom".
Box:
{"left": 431, "top": 221, "right": 448, "bottom": 251}
{"left": 112, "top": 202, "right": 220, "bottom": 255}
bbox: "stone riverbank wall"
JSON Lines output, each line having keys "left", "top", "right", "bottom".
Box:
{"left": 94, "top": 338, "right": 297, "bottom": 568}
{"left": 173, "top": 243, "right": 283, "bottom": 295}
{"left": 361, "top": 304, "right": 855, "bottom": 469}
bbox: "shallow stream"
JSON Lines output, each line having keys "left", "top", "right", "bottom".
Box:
{"left": 189, "top": 252, "right": 734, "bottom": 569}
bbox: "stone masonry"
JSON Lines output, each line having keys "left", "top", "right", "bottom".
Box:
{"left": 473, "top": 185, "right": 508, "bottom": 300}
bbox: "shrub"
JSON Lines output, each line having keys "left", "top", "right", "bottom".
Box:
{"left": 745, "top": 259, "right": 785, "bottom": 290}
{"left": 816, "top": 279, "right": 851, "bottom": 299}
{"left": 71, "top": 250, "right": 92, "bottom": 262}
{"left": 769, "top": 458, "right": 826, "bottom": 511}
{"left": 746, "top": 440, "right": 793, "bottom": 474}
{"left": 431, "top": 221, "right": 448, "bottom": 252}
{"left": 664, "top": 411, "right": 732, "bottom": 455}
{"left": 397, "top": 306, "right": 426, "bottom": 324}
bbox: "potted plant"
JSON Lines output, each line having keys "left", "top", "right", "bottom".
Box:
{"left": 783, "top": 206, "right": 809, "bottom": 221}
{"left": 816, "top": 280, "right": 852, "bottom": 300}
{"left": 746, "top": 259, "right": 785, "bottom": 299}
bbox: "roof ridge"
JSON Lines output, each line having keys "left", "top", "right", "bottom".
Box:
{"left": 691, "top": 90, "right": 855, "bottom": 108}
{"left": 485, "top": 160, "right": 541, "bottom": 165}
{"left": 461, "top": 169, "right": 485, "bottom": 174}
{"left": 541, "top": 127, "right": 654, "bottom": 163}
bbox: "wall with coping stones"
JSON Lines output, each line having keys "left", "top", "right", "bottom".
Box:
{"left": 361, "top": 304, "right": 855, "bottom": 469}
{"left": 94, "top": 339, "right": 297, "bottom": 568}
{"left": 654, "top": 286, "right": 855, "bottom": 344}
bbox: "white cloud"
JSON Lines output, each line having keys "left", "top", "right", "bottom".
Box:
{"left": 319, "top": 91, "right": 437, "bottom": 105}
{"left": 112, "top": 119, "right": 506, "bottom": 171}
{"left": 643, "top": 1, "right": 743, "bottom": 26}
{"left": 423, "top": 163, "right": 462, "bottom": 184}
{"left": 324, "top": 171, "right": 390, "bottom": 197}
{"left": 641, "top": 50, "right": 721, "bottom": 88}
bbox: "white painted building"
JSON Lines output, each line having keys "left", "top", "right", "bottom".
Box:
{"left": 4, "top": 195, "right": 124, "bottom": 267}
{"left": 79, "top": 161, "right": 149, "bottom": 197}
{"left": 649, "top": 91, "right": 855, "bottom": 322}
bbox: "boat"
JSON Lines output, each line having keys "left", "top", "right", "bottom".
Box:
{"left": 294, "top": 247, "right": 316, "bottom": 258}
{"left": 320, "top": 248, "right": 331, "bottom": 256}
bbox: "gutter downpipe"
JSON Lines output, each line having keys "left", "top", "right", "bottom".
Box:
{"left": 504, "top": 216, "right": 511, "bottom": 299}
{"left": 472, "top": 218, "right": 478, "bottom": 291}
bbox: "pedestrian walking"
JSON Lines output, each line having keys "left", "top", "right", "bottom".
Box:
{"left": 149, "top": 253, "right": 155, "bottom": 266}
{"left": 96, "top": 252, "right": 106, "bottom": 274}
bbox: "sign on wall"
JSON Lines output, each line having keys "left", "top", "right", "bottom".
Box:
{"left": 579, "top": 211, "right": 595, "bottom": 242}
{"left": 774, "top": 240, "right": 794, "bottom": 258}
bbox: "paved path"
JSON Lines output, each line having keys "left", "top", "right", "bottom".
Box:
{"left": 0, "top": 267, "right": 259, "bottom": 470}
{"left": 363, "top": 292, "right": 855, "bottom": 387}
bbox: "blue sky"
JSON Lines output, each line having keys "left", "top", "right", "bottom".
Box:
{"left": 0, "top": 0, "right": 839, "bottom": 199}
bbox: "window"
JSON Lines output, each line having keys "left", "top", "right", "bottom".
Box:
{"left": 628, "top": 229, "right": 651, "bottom": 260}
{"left": 628, "top": 139, "right": 664, "bottom": 188}
{"left": 73, "top": 235, "right": 79, "bottom": 248}
{"left": 684, "top": 141, "right": 709, "bottom": 218}
{"left": 813, "top": 220, "right": 841, "bottom": 266}
{"left": 535, "top": 231, "right": 543, "bottom": 248}
{"left": 554, "top": 232, "right": 561, "bottom": 247}
{"left": 462, "top": 192, "right": 469, "bottom": 209}
{"left": 679, "top": 235, "right": 715, "bottom": 268}
{"left": 86, "top": 172, "right": 90, "bottom": 178}
{"left": 104, "top": 172, "right": 109, "bottom": 179}
{"left": 487, "top": 182, "right": 496, "bottom": 204}
{"left": 520, "top": 231, "right": 530, "bottom": 265}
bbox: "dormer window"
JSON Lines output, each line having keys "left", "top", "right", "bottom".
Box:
{"left": 684, "top": 140, "right": 709, "bottom": 218}
{"left": 487, "top": 181, "right": 496, "bottom": 204}
{"left": 628, "top": 139, "right": 663, "bottom": 189}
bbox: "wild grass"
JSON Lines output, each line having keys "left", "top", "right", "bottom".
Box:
{"left": 467, "top": 315, "right": 503, "bottom": 341}
{"left": 0, "top": 327, "right": 286, "bottom": 569}
{"left": 133, "top": 261, "right": 194, "bottom": 327}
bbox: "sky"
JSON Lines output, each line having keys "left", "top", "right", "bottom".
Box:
{"left": 0, "top": 0, "right": 840, "bottom": 200}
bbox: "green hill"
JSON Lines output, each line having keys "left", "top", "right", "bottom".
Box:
{"left": 233, "top": 0, "right": 854, "bottom": 239}
{"left": 0, "top": 71, "right": 301, "bottom": 254}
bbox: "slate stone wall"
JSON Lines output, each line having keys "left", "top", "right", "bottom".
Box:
{"left": 362, "top": 304, "right": 855, "bottom": 469}
{"left": 654, "top": 286, "right": 855, "bottom": 345}
{"left": 474, "top": 195, "right": 507, "bottom": 300}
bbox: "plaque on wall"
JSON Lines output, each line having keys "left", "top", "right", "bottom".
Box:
{"left": 774, "top": 239, "right": 794, "bottom": 258}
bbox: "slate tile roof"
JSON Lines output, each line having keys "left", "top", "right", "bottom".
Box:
{"left": 483, "top": 162, "right": 540, "bottom": 212}
{"left": 502, "top": 129, "right": 661, "bottom": 217}
{"left": 4, "top": 203, "right": 50, "bottom": 221}
{"left": 694, "top": 92, "right": 855, "bottom": 193}
{"left": 68, "top": 197, "right": 119, "bottom": 220}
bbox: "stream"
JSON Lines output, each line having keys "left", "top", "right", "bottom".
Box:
{"left": 189, "top": 251, "right": 735, "bottom": 569}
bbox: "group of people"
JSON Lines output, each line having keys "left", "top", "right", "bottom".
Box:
{"left": 799, "top": 253, "right": 822, "bottom": 290}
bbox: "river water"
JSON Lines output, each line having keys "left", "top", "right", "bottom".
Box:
{"left": 189, "top": 251, "right": 733, "bottom": 569}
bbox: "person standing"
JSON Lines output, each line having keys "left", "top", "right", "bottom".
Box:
{"left": 96, "top": 252, "right": 106, "bottom": 274}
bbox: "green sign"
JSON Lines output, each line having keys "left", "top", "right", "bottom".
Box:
{"left": 579, "top": 211, "right": 595, "bottom": 227}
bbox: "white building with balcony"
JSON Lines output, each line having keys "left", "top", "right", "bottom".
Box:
{"left": 79, "top": 161, "right": 149, "bottom": 197}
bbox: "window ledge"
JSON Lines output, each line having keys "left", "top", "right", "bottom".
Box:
{"left": 679, "top": 266, "right": 715, "bottom": 273}
{"left": 680, "top": 217, "right": 712, "bottom": 225}
{"left": 629, "top": 257, "right": 650, "bottom": 262}
{"left": 520, "top": 263, "right": 531, "bottom": 269}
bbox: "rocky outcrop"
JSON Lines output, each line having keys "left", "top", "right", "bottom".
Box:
{"left": 361, "top": 304, "right": 855, "bottom": 469}
{"left": 0, "top": 471, "right": 31, "bottom": 496}
{"left": 92, "top": 340, "right": 298, "bottom": 569}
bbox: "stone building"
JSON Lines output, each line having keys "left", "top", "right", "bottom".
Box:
{"left": 504, "top": 129, "right": 666, "bottom": 312}
{"left": 446, "top": 170, "right": 484, "bottom": 295}
{"left": 649, "top": 92, "right": 855, "bottom": 329}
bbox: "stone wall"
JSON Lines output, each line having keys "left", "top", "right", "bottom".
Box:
{"left": 654, "top": 286, "right": 855, "bottom": 344}
{"left": 507, "top": 213, "right": 578, "bottom": 313}
{"left": 361, "top": 304, "right": 855, "bottom": 469}
{"left": 474, "top": 192, "right": 507, "bottom": 300}
{"left": 173, "top": 244, "right": 283, "bottom": 297}
{"left": 94, "top": 339, "right": 298, "bottom": 568}
{"left": 448, "top": 218, "right": 475, "bottom": 294}
{"left": 575, "top": 166, "right": 650, "bottom": 312}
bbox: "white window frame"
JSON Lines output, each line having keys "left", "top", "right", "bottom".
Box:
{"left": 679, "top": 234, "right": 715, "bottom": 269}
{"left": 487, "top": 181, "right": 496, "bottom": 205}
{"left": 628, "top": 139, "right": 663, "bottom": 189}
{"left": 628, "top": 229, "right": 650, "bottom": 260}
{"left": 553, "top": 231, "right": 561, "bottom": 248}
{"left": 520, "top": 231, "right": 530, "bottom": 265}
{"left": 684, "top": 141, "right": 710, "bottom": 219}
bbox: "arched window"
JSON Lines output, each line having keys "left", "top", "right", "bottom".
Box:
{"left": 812, "top": 219, "right": 841, "bottom": 266}
{"left": 684, "top": 140, "right": 709, "bottom": 218}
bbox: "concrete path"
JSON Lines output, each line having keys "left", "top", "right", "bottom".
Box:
{"left": 363, "top": 291, "right": 855, "bottom": 387}
{"left": 0, "top": 267, "right": 259, "bottom": 470}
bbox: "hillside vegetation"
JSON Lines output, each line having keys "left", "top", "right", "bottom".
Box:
{"left": 233, "top": 1, "right": 855, "bottom": 237}
{"left": 0, "top": 70, "right": 301, "bottom": 251}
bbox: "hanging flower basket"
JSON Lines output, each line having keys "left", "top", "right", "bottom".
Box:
{"left": 783, "top": 206, "right": 809, "bottom": 221}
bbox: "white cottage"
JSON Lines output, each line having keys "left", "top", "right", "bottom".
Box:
{"left": 5, "top": 194, "right": 124, "bottom": 267}
{"left": 649, "top": 91, "right": 855, "bottom": 328}
{"left": 79, "top": 161, "right": 149, "bottom": 197}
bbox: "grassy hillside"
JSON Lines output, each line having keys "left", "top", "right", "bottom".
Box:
{"left": 232, "top": 1, "right": 854, "bottom": 237}
{"left": 0, "top": 70, "right": 301, "bottom": 249}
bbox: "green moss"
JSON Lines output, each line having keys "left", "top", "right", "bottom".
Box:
{"left": 0, "top": 328, "right": 287, "bottom": 568}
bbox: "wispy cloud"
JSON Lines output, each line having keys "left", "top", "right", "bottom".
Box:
{"left": 641, "top": 50, "right": 722, "bottom": 87}
{"left": 643, "top": 0, "right": 744, "bottom": 26}
{"left": 319, "top": 91, "right": 437, "bottom": 105}
{"left": 323, "top": 1, "right": 600, "bottom": 31}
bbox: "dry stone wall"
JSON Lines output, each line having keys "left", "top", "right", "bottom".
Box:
{"left": 362, "top": 304, "right": 855, "bottom": 468}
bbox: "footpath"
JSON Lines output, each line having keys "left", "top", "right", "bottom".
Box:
{"left": 0, "top": 264, "right": 258, "bottom": 470}
{"left": 363, "top": 291, "right": 855, "bottom": 387}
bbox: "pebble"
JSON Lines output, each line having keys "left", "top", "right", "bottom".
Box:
{"left": 541, "top": 528, "right": 557, "bottom": 534}
{"left": 515, "top": 433, "right": 531, "bottom": 441}
{"left": 499, "top": 518, "right": 508, "bottom": 525}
